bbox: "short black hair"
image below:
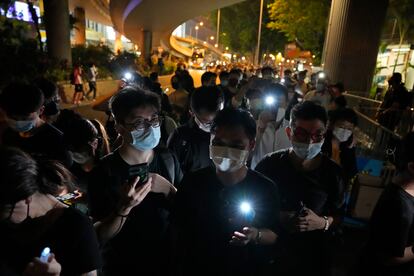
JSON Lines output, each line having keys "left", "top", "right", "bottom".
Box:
{"left": 261, "top": 66, "right": 274, "bottom": 75}
{"left": 333, "top": 95, "right": 347, "bottom": 109}
{"left": 0, "top": 82, "right": 44, "bottom": 116}
{"left": 201, "top": 72, "right": 217, "bottom": 84}
{"left": 211, "top": 108, "right": 257, "bottom": 141}
{"left": 110, "top": 86, "right": 161, "bottom": 124}
{"left": 291, "top": 101, "right": 328, "bottom": 126}
{"left": 34, "top": 78, "right": 58, "bottom": 102}
{"left": 190, "top": 86, "right": 224, "bottom": 114}
{"left": 229, "top": 68, "right": 242, "bottom": 77}
{"left": 149, "top": 72, "right": 158, "bottom": 82}
{"left": 329, "top": 107, "right": 358, "bottom": 126}
{"left": 65, "top": 118, "right": 98, "bottom": 152}
{"left": 332, "top": 82, "right": 345, "bottom": 93}
{"left": 219, "top": 71, "right": 230, "bottom": 81}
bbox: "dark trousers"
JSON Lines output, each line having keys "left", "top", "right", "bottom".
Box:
{"left": 87, "top": 81, "right": 97, "bottom": 99}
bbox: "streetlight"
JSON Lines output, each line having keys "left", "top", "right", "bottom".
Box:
{"left": 254, "top": 0, "right": 264, "bottom": 65}
{"left": 199, "top": 21, "right": 204, "bottom": 26}
{"left": 195, "top": 25, "right": 199, "bottom": 40}
{"left": 210, "top": 36, "right": 215, "bottom": 41}
{"left": 214, "top": 44, "right": 218, "bottom": 48}
{"left": 225, "top": 46, "right": 229, "bottom": 51}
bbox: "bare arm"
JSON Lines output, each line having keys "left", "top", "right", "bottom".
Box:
{"left": 385, "top": 247, "right": 414, "bottom": 266}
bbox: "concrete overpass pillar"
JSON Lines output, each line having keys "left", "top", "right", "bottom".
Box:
{"left": 114, "top": 32, "right": 123, "bottom": 54}
{"left": 143, "top": 30, "right": 153, "bottom": 62}
{"left": 43, "top": 0, "right": 72, "bottom": 64}
{"left": 73, "top": 7, "right": 86, "bottom": 45}
{"left": 322, "top": 0, "right": 389, "bottom": 93}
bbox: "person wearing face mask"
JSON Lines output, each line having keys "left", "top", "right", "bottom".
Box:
{"left": 0, "top": 147, "right": 102, "bottom": 275}
{"left": 168, "top": 86, "right": 224, "bottom": 175}
{"left": 201, "top": 71, "right": 217, "bottom": 87}
{"left": 34, "top": 78, "right": 61, "bottom": 125}
{"left": 322, "top": 108, "right": 358, "bottom": 182}
{"left": 222, "top": 69, "right": 242, "bottom": 108}
{"left": 255, "top": 101, "right": 345, "bottom": 276}
{"left": 0, "top": 82, "right": 71, "bottom": 167}
{"left": 64, "top": 118, "right": 110, "bottom": 193}
{"left": 88, "top": 87, "right": 182, "bottom": 276}
{"left": 173, "top": 108, "right": 281, "bottom": 275}
{"left": 250, "top": 83, "right": 291, "bottom": 169}
{"left": 304, "top": 73, "right": 332, "bottom": 110}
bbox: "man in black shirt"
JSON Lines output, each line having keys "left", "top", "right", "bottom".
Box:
{"left": 174, "top": 108, "right": 280, "bottom": 275}
{"left": 0, "top": 82, "right": 71, "bottom": 166}
{"left": 88, "top": 87, "right": 182, "bottom": 275}
{"left": 255, "top": 101, "right": 345, "bottom": 276}
{"left": 357, "top": 132, "right": 414, "bottom": 276}
{"left": 168, "top": 86, "right": 224, "bottom": 175}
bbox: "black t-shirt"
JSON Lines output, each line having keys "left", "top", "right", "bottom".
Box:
{"left": 255, "top": 149, "right": 345, "bottom": 275}
{"left": 173, "top": 167, "right": 280, "bottom": 275}
{"left": 88, "top": 147, "right": 182, "bottom": 275}
{"left": 361, "top": 184, "right": 414, "bottom": 276}
{"left": 0, "top": 207, "right": 101, "bottom": 275}
{"left": 2, "top": 123, "right": 71, "bottom": 167}
{"left": 167, "top": 118, "right": 213, "bottom": 176}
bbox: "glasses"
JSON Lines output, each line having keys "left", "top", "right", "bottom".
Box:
{"left": 292, "top": 127, "right": 325, "bottom": 143}
{"left": 124, "top": 116, "right": 163, "bottom": 130}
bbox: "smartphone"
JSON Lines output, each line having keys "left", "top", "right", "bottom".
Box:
{"left": 128, "top": 163, "right": 149, "bottom": 186}
{"left": 297, "top": 201, "right": 307, "bottom": 217}
{"left": 56, "top": 190, "right": 82, "bottom": 205}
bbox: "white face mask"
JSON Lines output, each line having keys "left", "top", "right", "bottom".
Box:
{"left": 333, "top": 127, "right": 352, "bottom": 142}
{"left": 130, "top": 126, "right": 161, "bottom": 151}
{"left": 194, "top": 116, "right": 212, "bottom": 133}
{"left": 71, "top": 151, "right": 91, "bottom": 164}
{"left": 7, "top": 118, "right": 36, "bottom": 133}
{"left": 291, "top": 141, "right": 324, "bottom": 160}
{"left": 209, "top": 145, "right": 249, "bottom": 172}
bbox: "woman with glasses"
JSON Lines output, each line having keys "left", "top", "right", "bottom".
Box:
{"left": 88, "top": 87, "right": 182, "bottom": 276}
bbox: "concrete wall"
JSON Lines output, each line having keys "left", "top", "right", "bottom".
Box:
{"left": 59, "top": 79, "right": 119, "bottom": 103}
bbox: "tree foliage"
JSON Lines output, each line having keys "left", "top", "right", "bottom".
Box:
{"left": 210, "top": 0, "right": 287, "bottom": 56}
{"left": 267, "top": 0, "right": 331, "bottom": 58}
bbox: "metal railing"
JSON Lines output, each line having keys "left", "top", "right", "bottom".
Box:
{"left": 343, "top": 92, "right": 412, "bottom": 160}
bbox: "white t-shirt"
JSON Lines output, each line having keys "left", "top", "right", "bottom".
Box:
{"left": 251, "top": 110, "right": 291, "bottom": 169}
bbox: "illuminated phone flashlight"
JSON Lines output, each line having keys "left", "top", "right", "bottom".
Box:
{"left": 318, "top": 72, "right": 326, "bottom": 79}
{"left": 40, "top": 247, "right": 51, "bottom": 263}
{"left": 280, "top": 78, "right": 285, "bottom": 84}
{"left": 124, "top": 72, "right": 132, "bottom": 81}
{"left": 265, "top": 95, "right": 276, "bottom": 106}
{"left": 240, "top": 201, "right": 252, "bottom": 214}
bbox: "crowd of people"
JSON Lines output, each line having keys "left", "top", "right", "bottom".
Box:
{"left": 0, "top": 65, "right": 413, "bottom": 276}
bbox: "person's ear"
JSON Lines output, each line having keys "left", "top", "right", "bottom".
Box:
{"left": 39, "top": 106, "right": 45, "bottom": 117}
{"left": 249, "top": 139, "right": 256, "bottom": 152}
{"left": 286, "top": 126, "right": 292, "bottom": 140}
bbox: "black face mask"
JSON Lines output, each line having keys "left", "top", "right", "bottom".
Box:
{"left": 43, "top": 101, "right": 60, "bottom": 116}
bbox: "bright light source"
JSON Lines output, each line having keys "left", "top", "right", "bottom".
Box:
{"left": 225, "top": 46, "right": 229, "bottom": 51}
{"left": 265, "top": 96, "right": 275, "bottom": 105}
{"left": 203, "top": 41, "right": 207, "bottom": 44}
{"left": 281, "top": 78, "right": 285, "bottom": 84}
{"left": 195, "top": 26, "right": 199, "bottom": 30}
{"left": 312, "top": 55, "right": 316, "bottom": 58}
{"left": 214, "top": 44, "right": 218, "bottom": 48}
{"left": 287, "top": 59, "right": 290, "bottom": 62}
{"left": 232, "top": 54, "right": 237, "bottom": 58}
{"left": 291, "top": 60, "right": 295, "bottom": 64}
{"left": 124, "top": 72, "right": 132, "bottom": 80}
{"left": 199, "top": 22, "right": 204, "bottom": 26}
{"left": 318, "top": 72, "right": 326, "bottom": 79}
{"left": 210, "top": 36, "right": 215, "bottom": 40}
{"left": 241, "top": 56, "right": 246, "bottom": 61}
{"left": 278, "top": 62, "right": 282, "bottom": 65}
{"left": 165, "top": 88, "right": 169, "bottom": 92}
{"left": 392, "top": 48, "right": 410, "bottom": 52}
{"left": 239, "top": 202, "right": 252, "bottom": 214}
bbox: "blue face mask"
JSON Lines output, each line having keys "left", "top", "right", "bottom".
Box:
{"left": 7, "top": 118, "right": 36, "bottom": 133}
{"left": 292, "top": 141, "right": 324, "bottom": 160}
{"left": 130, "top": 126, "right": 161, "bottom": 151}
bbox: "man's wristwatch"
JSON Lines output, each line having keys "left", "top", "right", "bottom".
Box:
{"left": 323, "top": 216, "right": 330, "bottom": 231}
